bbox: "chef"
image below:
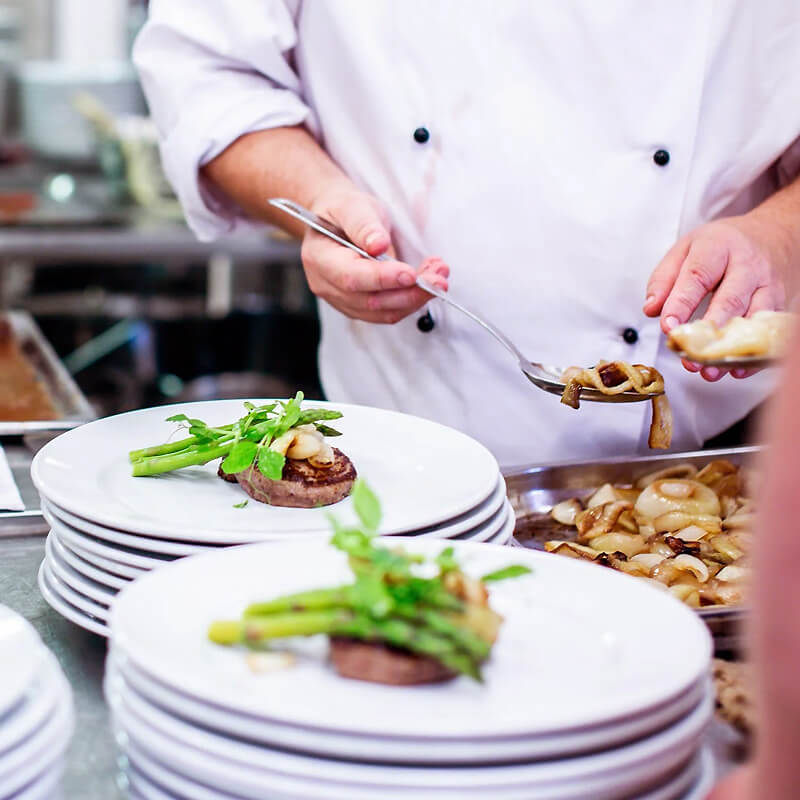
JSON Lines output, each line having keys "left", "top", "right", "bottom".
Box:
{"left": 134, "top": 1, "right": 800, "bottom": 467}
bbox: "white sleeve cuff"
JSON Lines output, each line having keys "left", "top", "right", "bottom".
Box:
{"left": 160, "top": 75, "right": 311, "bottom": 242}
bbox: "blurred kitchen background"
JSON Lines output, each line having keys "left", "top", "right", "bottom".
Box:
{"left": 0, "top": 0, "right": 318, "bottom": 417}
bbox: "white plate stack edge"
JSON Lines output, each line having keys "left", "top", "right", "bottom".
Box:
{"left": 0, "top": 606, "right": 74, "bottom": 800}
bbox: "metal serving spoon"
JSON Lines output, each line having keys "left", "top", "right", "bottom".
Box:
{"left": 268, "top": 198, "right": 660, "bottom": 403}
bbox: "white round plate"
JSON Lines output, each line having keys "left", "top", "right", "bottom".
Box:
{"left": 110, "top": 540, "right": 712, "bottom": 742}
{"left": 43, "top": 475, "right": 508, "bottom": 547}
{"left": 0, "top": 607, "right": 47, "bottom": 719}
{"left": 108, "top": 653, "right": 709, "bottom": 766}
{"left": 432, "top": 502, "right": 508, "bottom": 544}
{"left": 46, "top": 534, "right": 116, "bottom": 606}
{"left": 49, "top": 534, "right": 129, "bottom": 591}
{"left": 0, "top": 655, "right": 60, "bottom": 757}
{"left": 109, "top": 660, "right": 711, "bottom": 796}
{"left": 50, "top": 529, "right": 148, "bottom": 579}
{"left": 42, "top": 561, "right": 110, "bottom": 619}
{"left": 31, "top": 400, "right": 501, "bottom": 542}
{"left": 12, "top": 761, "right": 65, "bottom": 800}
{"left": 37, "top": 563, "right": 109, "bottom": 637}
{"left": 50, "top": 525, "right": 170, "bottom": 572}
{"left": 0, "top": 676, "right": 72, "bottom": 798}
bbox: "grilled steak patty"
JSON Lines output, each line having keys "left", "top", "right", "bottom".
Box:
{"left": 218, "top": 448, "right": 356, "bottom": 508}
{"left": 329, "top": 637, "right": 457, "bottom": 685}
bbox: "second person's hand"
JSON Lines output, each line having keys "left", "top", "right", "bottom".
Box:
{"left": 302, "top": 184, "right": 449, "bottom": 324}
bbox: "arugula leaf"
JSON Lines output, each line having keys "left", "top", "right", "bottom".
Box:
{"left": 352, "top": 479, "right": 381, "bottom": 533}
{"left": 221, "top": 440, "right": 257, "bottom": 474}
{"left": 435, "top": 546, "right": 458, "bottom": 573}
{"left": 481, "top": 565, "right": 532, "bottom": 583}
{"left": 233, "top": 500, "right": 248, "bottom": 509}
{"left": 257, "top": 448, "right": 285, "bottom": 480}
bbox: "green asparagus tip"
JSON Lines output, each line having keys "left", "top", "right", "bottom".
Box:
{"left": 207, "top": 620, "right": 243, "bottom": 645}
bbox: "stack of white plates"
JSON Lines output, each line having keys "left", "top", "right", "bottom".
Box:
{"left": 32, "top": 401, "right": 513, "bottom": 637}
{"left": 0, "top": 606, "right": 74, "bottom": 800}
{"left": 105, "top": 539, "right": 716, "bottom": 800}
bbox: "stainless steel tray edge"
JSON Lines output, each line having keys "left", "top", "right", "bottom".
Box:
{"left": 0, "top": 310, "right": 95, "bottom": 435}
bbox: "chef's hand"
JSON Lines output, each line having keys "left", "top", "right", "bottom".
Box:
{"left": 302, "top": 185, "right": 449, "bottom": 324}
{"left": 643, "top": 211, "right": 788, "bottom": 381}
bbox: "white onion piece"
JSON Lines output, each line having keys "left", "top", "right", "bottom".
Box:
{"left": 652, "top": 511, "right": 721, "bottom": 535}
{"left": 716, "top": 565, "right": 748, "bottom": 582}
{"left": 308, "top": 442, "right": 335, "bottom": 468}
{"left": 587, "top": 483, "right": 618, "bottom": 508}
{"left": 673, "top": 554, "right": 709, "bottom": 583}
{"left": 550, "top": 498, "right": 582, "bottom": 526}
{"left": 269, "top": 429, "right": 296, "bottom": 456}
{"left": 634, "top": 479, "right": 721, "bottom": 521}
{"left": 587, "top": 533, "right": 648, "bottom": 558}
{"left": 631, "top": 553, "right": 667, "bottom": 570}
{"left": 286, "top": 432, "right": 323, "bottom": 460}
{"left": 660, "top": 481, "right": 694, "bottom": 499}
{"left": 673, "top": 525, "right": 710, "bottom": 542}
{"left": 634, "top": 463, "right": 697, "bottom": 489}
{"left": 246, "top": 651, "right": 296, "bottom": 673}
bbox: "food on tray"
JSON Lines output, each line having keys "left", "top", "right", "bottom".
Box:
{"left": 713, "top": 658, "right": 754, "bottom": 738}
{"left": 208, "top": 481, "right": 531, "bottom": 684}
{"left": 560, "top": 361, "right": 673, "bottom": 449}
{"left": 129, "top": 392, "right": 355, "bottom": 507}
{"left": 667, "top": 310, "right": 795, "bottom": 361}
{"left": 545, "top": 459, "right": 751, "bottom": 608}
{"left": 0, "top": 319, "right": 58, "bottom": 421}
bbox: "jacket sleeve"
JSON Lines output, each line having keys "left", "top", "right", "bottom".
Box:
{"left": 133, "top": 0, "right": 310, "bottom": 240}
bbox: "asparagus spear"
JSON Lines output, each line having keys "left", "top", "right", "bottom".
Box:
{"left": 209, "top": 609, "right": 483, "bottom": 681}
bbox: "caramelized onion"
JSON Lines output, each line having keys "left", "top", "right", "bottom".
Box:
{"left": 634, "top": 480, "right": 721, "bottom": 521}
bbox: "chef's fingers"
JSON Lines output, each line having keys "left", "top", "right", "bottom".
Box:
{"left": 702, "top": 262, "right": 761, "bottom": 328}
{"left": 311, "top": 272, "right": 444, "bottom": 324}
{"left": 327, "top": 197, "right": 393, "bottom": 257}
{"left": 699, "top": 366, "right": 727, "bottom": 382}
{"left": 643, "top": 237, "right": 690, "bottom": 317}
{"left": 746, "top": 284, "right": 786, "bottom": 316}
{"left": 681, "top": 358, "right": 702, "bottom": 373}
{"left": 658, "top": 239, "right": 729, "bottom": 333}
{"left": 367, "top": 283, "right": 448, "bottom": 312}
{"left": 731, "top": 368, "right": 759, "bottom": 379}
{"left": 302, "top": 233, "right": 417, "bottom": 293}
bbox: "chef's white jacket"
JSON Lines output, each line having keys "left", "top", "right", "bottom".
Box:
{"left": 134, "top": 1, "right": 800, "bottom": 467}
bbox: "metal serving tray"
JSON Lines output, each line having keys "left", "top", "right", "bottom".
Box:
{"left": 0, "top": 310, "right": 94, "bottom": 435}
{"left": 505, "top": 446, "right": 758, "bottom": 653}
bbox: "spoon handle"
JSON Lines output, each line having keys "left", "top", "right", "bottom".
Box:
{"left": 415, "top": 277, "right": 529, "bottom": 366}
{"left": 268, "top": 198, "right": 390, "bottom": 261}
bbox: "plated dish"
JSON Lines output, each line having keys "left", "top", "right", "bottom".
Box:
{"left": 545, "top": 458, "right": 750, "bottom": 609}
{"left": 561, "top": 361, "right": 673, "bottom": 449}
{"left": 209, "top": 480, "right": 529, "bottom": 685}
{"left": 129, "top": 393, "right": 355, "bottom": 508}
{"left": 667, "top": 310, "right": 794, "bottom": 363}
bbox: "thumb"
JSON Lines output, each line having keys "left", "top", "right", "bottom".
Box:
{"left": 330, "top": 196, "right": 391, "bottom": 257}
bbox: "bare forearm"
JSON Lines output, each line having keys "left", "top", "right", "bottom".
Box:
{"left": 201, "top": 126, "right": 351, "bottom": 238}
